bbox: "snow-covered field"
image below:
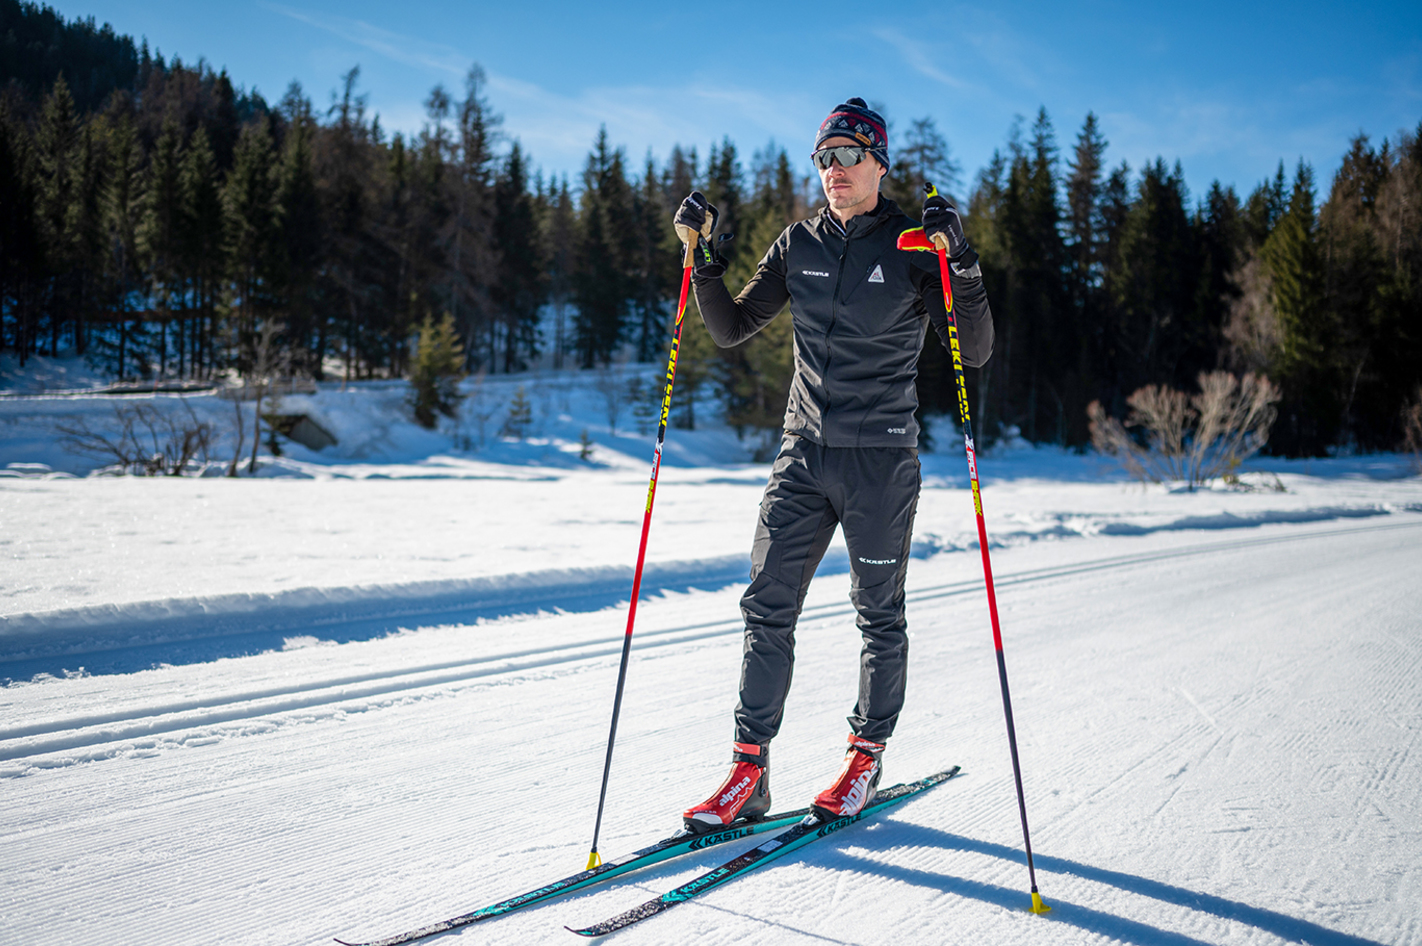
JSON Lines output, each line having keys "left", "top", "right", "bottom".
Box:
{"left": 3, "top": 361, "right": 1421, "bottom": 946}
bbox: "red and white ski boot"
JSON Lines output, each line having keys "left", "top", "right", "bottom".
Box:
{"left": 812, "top": 735, "right": 884, "bottom": 819}
{"left": 682, "top": 742, "right": 770, "bottom": 834}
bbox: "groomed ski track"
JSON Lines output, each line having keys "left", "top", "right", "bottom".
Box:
{"left": 3, "top": 515, "right": 1421, "bottom": 946}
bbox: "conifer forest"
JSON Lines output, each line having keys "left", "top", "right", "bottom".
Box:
{"left": 2, "top": 0, "right": 1419, "bottom": 457}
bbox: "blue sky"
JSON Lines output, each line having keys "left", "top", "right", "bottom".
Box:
{"left": 59, "top": 0, "right": 1422, "bottom": 202}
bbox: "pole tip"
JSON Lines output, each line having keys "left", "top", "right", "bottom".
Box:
{"left": 586, "top": 850, "right": 603, "bottom": 870}
{"left": 1029, "top": 890, "right": 1052, "bottom": 914}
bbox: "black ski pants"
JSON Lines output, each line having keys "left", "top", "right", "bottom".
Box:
{"left": 734, "top": 434, "right": 920, "bottom": 747}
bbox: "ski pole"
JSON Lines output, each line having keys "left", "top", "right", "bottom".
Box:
{"left": 898, "top": 183, "right": 1051, "bottom": 915}
{"left": 585, "top": 232, "right": 699, "bottom": 870}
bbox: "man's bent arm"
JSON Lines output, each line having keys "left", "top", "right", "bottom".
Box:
{"left": 693, "top": 237, "right": 791, "bottom": 348}
{"left": 925, "top": 264, "right": 994, "bottom": 368}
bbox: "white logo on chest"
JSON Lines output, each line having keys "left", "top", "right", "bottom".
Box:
{"left": 867, "top": 264, "right": 885, "bottom": 283}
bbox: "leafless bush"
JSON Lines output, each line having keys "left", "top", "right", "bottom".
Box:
{"left": 1222, "top": 255, "right": 1282, "bottom": 374}
{"left": 57, "top": 403, "right": 214, "bottom": 475}
{"left": 1089, "top": 371, "right": 1281, "bottom": 489}
{"left": 1403, "top": 386, "right": 1422, "bottom": 474}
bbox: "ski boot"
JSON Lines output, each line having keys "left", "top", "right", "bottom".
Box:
{"left": 683, "top": 742, "right": 770, "bottom": 834}
{"left": 812, "top": 734, "right": 884, "bottom": 819}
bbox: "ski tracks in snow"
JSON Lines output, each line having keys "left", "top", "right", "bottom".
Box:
{"left": 3, "top": 518, "right": 1414, "bottom": 782}
{"left": 2, "top": 515, "right": 1420, "bottom": 946}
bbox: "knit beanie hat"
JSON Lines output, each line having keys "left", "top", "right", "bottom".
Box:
{"left": 815, "top": 97, "right": 889, "bottom": 169}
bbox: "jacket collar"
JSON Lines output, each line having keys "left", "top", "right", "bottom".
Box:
{"left": 819, "top": 195, "right": 901, "bottom": 238}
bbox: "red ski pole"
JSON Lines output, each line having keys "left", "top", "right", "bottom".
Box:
{"left": 898, "top": 183, "right": 1051, "bottom": 914}
{"left": 584, "top": 233, "right": 698, "bottom": 870}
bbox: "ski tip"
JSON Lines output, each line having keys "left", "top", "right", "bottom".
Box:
{"left": 1028, "top": 891, "right": 1053, "bottom": 915}
{"left": 565, "top": 925, "right": 601, "bottom": 938}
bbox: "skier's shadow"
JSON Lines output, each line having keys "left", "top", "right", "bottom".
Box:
{"left": 829, "top": 821, "right": 1387, "bottom": 946}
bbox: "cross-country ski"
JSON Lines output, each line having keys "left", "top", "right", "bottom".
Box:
{"left": 333, "top": 805, "right": 809, "bottom": 946}
{"left": 568, "top": 767, "right": 963, "bottom": 937}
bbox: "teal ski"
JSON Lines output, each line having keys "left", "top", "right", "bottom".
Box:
{"left": 333, "top": 806, "right": 811, "bottom": 946}
{"left": 568, "top": 767, "right": 963, "bottom": 937}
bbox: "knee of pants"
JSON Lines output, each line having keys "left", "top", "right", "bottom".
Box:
{"left": 849, "top": 577, "right": 908, "bottom": 639}
{"left": 740, "top": 568, "right": 806, "bottom": 633}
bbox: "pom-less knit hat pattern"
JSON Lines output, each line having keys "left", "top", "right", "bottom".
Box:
{"left": 815, "top": 97, "right": 889, "bottom": 170}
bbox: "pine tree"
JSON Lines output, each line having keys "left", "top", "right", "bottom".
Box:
{"left": 1319, "top": 135, "right": 1390, "bottom": 446}
{"left": 0, "top": 101, "right": 42, "bottom": 365}
{"left": 139, "top": 116, "right": 184, "bottom": 374}
{"left": 882, "top": 116, "right": 962, "bottom": 208}
{"left": 701, "top": 139, "right": 744, "bottom": 259}
{"left": 628, "top": 154, "right": 674, "bottom": 362}
{"left": 409, "top": 311, "right": 465, "bottom": 428}
{"left": 999, "top": 108, "right": 1068, "bottom": 442}
{"left": 274, "top": 83, "right": 322, "bottom": 374}
{"left": 501, "top": 384, "right": 533, "bottom": 439}
{"left": 103, "top": 115, "right": 143, "bottom": 378}
{"left": 34, "top": 74, "right": 81, "bottom": 355}
{"left": 1065, "top": 113, "right": 1107, "bottom": 317}
{"left": 447, "top": 65, "right": 500, "bottom": 368}
{"left": 492, "top": 141, "right": 546, "bottom": 371}
{"left": 223, "top": 116, "right": 279, "bottom": 372}
{"left": 1261, "top": 161, "right": 1331, "bottom": 453}
{"left": 543, "top": 175, "right": 576, "bottom": 369}
{"left": 1061, "top": 113, "right": 1109, "bottom": 443}
{"left": 961, "top": 148, "right": 1010, "bottom": 434}
{"left": 180, "top": 125, "right": 222, "bottom": 377}
{"left": 1113, "top": 158, "right": 1197, "bottom": 393}
{"left": 1191, "top": 180, "right": 1245, "bottom": 379}
{"left": 324, "top": 67, "right": 377, "bottom": 380}
{"left": 573, "top": 127, "right": 636, "bottom": 366}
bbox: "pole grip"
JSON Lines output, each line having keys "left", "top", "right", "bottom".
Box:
{"left": 682, "top": 232, "right": 698, "bottom": 269}
{"left": 923, "top": 181, "right": 953, "bottom": 253}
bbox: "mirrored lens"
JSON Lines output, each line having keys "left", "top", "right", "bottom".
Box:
{"left": 812, "top": 146, "right": 868, "bottom": 170}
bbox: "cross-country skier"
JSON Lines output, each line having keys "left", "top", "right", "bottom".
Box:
{"left": 675, "top": 97, "right": 995, "bottom": 830}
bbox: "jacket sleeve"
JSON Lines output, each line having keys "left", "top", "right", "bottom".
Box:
{"left": 691, "top": 230, "right": 791, "bottom": 348}
{"left": 921, "top": 262, "right": 994, "bottom": 368}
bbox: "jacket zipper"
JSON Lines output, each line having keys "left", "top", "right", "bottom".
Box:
{"left": 824, "top": 227, "right": 851, "bottom": 421}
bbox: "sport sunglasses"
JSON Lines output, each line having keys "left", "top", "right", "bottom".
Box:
{"left": 811, "top": 145, "right": 873, "bottom": 169}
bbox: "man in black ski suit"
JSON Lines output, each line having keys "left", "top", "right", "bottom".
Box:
{"left": 677, "top": 98, "right": 994, "bottom": 830}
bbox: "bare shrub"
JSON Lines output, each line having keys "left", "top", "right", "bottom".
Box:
{"left": 1089, "top": 371, "right": 1281, "bottom": 489}
{"left": 57, "top": 402, "right": 214, "bottom": 475}
{"left": 1222, "top": 255, "right": 1282, "bottom": 373}
{"left": 1403, "top": 386, "right": 1422, "bottom": 473}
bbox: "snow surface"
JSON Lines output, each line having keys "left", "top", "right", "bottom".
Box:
{"left": 3, "top": 362, "right": 1421, "bottom": 946}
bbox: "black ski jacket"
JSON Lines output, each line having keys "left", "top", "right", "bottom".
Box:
{"left": 693, "top": 196, "right": 994, "bottom": 448}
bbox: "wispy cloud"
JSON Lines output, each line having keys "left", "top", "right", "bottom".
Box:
{"left": 262, "top": 2, "right": 817, "bottom": 177}
{"left": 486, "top": 73, "right": 819, "bottom": 174}
{"left": 262, "top": 2, "right": 467, "bottom": 77}
{"left": 872, "top": 28, "right": 973, "bottom": 92}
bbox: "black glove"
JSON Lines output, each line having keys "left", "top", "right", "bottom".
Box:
{"left": 922, "top": 192, "right": 971, "bottom": 262}
{"left": 675, "top": 192, "right": 730, "bottom": 277}
{"left": 692, "top": 232, "right": 733, "bottom": 278}
{"left": 674, "top": 191, "right": 718, "bottom": 248}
